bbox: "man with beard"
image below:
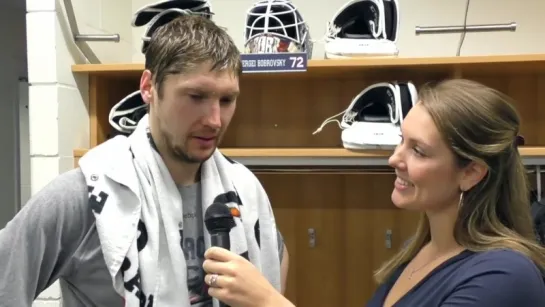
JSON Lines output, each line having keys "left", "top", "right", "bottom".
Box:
{"left": 0, "top": 15, "right": 288, "bottom": 307}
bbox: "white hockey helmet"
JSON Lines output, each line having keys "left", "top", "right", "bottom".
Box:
{"left": 109, "top": 91, "right": 147, "bottom": 136}
{"left": 324, "top": 0, "right": 400, "bottom": 59}
{"left": 140, "top": 8, "right": 192, "bottom": 53}
{"left": 313, "top": 81, "right": 417, "bottom": 150}
{"left": 132, "top": 0, "right": 214, "bottom": 53}
{"left": 244, "top": 0, "right": 313, "bottom": 56}
{"left": 132, "top": 0, "right": 213, "bottom": 27}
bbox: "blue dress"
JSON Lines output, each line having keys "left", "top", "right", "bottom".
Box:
{"left": 366, "top": 249, "right": 545, "bottom": 307}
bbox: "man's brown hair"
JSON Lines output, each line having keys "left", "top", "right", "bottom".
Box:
{"left": 145, "top": 15, "right": 242, "bottom": 98}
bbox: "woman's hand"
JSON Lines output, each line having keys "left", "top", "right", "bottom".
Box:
{"left": 202, "top": 247, "right": 293, "bottom": 307}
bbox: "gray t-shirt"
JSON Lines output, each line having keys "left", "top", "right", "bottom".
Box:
{"left": 0, "top": 168, "right": 284, "bottom": 307}
{"left": 180, "top": 182, "right": 210, "bottom": 306}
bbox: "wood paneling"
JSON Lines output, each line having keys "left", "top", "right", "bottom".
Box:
{"left": 464, "top": 74, "right": 545, "bottom": 146}
{"left": 258, "top": 172, "right": 420, "bottom": 306}
{"left": 85, "top": 72, "right": 545, "bottom": 147}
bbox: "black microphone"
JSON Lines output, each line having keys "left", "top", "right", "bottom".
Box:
{"left": 204, "top": 202, "right": 236, "bottom": 307}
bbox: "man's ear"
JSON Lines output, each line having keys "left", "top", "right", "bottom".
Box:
{"left": 140, "top": 70, "right": 154, "bottom": 105}
{"left": 459, "top": 160, "right": 488, "bottom": 191}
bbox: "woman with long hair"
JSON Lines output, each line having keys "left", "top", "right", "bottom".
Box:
{"left": 201, "top": 79, "right": 545, "bottom": 307}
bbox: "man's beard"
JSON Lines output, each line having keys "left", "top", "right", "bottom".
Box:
{"left": 162, "top": 128, "right": 215, "bottom": 164}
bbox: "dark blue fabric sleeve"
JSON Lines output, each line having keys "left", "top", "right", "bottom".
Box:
{"left": 440, "top": 250, "right": 545, "bottom": 306}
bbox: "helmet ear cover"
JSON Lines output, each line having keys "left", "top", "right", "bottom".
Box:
{"left": 324, "top": 0, "right": 400, "bottom": 58}
{"left": 312, "top": 81, "right": 417, "bottom": 150}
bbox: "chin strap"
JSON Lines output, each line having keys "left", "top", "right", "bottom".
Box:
{"left": 312, "top": 109, "right": 356, "bottom": 135}
{"left": 312, "top": 100, "right": 400, "bottom": 136}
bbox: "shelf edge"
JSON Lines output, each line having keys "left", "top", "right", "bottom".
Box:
{"left": 73, "top": 147, "right": 545, "bottom": 167}
{"left": 71, "top": 54, "right": 545, "bottom": 74}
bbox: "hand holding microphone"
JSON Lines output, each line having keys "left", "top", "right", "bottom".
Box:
{"left": 204, "top": 202, "right": 237, "bottom": 307}
{"left": 203, "top": 203, "right": 293, "bottom": 307}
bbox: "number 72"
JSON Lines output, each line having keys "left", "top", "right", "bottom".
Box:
{"left": 289, "top": 56, "right": 305, "bottom": 68}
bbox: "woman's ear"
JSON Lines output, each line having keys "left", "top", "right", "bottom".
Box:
{"left": 459, "top": 160, "right": 488, "bottom": 191}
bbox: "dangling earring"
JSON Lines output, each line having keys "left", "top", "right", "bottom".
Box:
{"left": 458, "top": 191, "right": 465, "bottom": 209}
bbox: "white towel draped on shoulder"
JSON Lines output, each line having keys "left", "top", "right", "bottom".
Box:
{"left": 78, "top": 114, "right": 281, "bottom": 307}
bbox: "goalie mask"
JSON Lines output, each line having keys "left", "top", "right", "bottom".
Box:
{"left": 244, "top": 0, "right": 313, "bottom": 56}
{"left": 109, "top": 91, "right": 147, "bottom": 136}
{"left": 313, "top": 81, "right": 417, "bottom": 150}
{"left": 324, "top": 0, "right": 399, "bottom": 58}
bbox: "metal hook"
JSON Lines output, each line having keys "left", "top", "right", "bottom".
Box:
{"left": 74, "top": 34, "right": 120, "bottom": 42}
{"left": 415, "top": 22, "right": 517, "bottom": 35}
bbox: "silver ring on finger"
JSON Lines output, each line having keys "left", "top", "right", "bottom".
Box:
{"left": 209, "top": 274, "right": 219, "bottom": 288}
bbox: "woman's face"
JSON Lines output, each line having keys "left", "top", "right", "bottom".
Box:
{"left": 388, "top": 103, "right": 463, "bottom": 212}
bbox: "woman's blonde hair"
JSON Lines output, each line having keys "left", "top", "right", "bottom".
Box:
{"left": 374, "top": 79, "right": 545, "bottom": 283}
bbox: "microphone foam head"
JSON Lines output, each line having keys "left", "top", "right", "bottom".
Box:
{"left": 204, "top": 202, "right": 236, "bottom": 233}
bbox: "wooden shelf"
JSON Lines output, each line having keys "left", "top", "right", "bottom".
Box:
{"left": 71, "top": 54, "right": 545, "bottom": 148}
{"left": 73, "top": 146, "right": 545, "bottom": 167}
{"left": 71, "top": 54, "right": 545, "bottom": 78}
